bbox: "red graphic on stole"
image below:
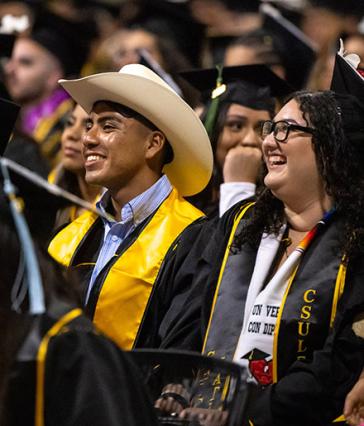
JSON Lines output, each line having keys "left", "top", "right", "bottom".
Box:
{"left": 249, "top": 356, "right": 273, "bottom": 386}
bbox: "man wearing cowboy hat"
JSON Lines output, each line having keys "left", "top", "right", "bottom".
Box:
{"left": 48, "top": 64, "right": 213, "bottom": 350}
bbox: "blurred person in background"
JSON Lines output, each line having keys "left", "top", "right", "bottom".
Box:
{"left": 223, "top": 28, "right": 287, "bottom": 80}
{"left": 91, "top": 26, "right": 199, "bottom": 107}
{"left": 0, "top": 28, "right": 49, "bottom": 179}
{"left": 0, "top": 97, "right": 158, "bottom": 426}
{"left": 224, "top": 4, "right": 317, "bottom": 92}
{"left": 302, "top": 0, "right": 364, "bottom": 55}
{"left": 4, "top": 7, "right": 97, "bottom": 168}
{"left": 48, "top": 103, "right": 102, "bottom": 229}
{"left": 0, "top": 196, "right": 158, "bottom": 426}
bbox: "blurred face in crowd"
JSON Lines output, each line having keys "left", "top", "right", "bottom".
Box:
{"left": 216, "top": 103, "right": 270, "bottom": 170}
{"left": 4, "top": 37, "right": 63, "bottom": 105}
{"left": 224, "top": 45, "right": 286, "bottom": 80}
{"left": 61, "top": 104, "right": 89, "bottom": 175}
{"left": 109, "top": 29, "right": 164, "bottom": 70}
{"left": 301, "top": 7, "right": 343, "bottom": 51}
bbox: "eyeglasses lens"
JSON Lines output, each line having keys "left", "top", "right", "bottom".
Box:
{"left": 274, "top": 122, "right": 289, "bottom": 142}
{"left": 262, "top": 121, "right": 273, "bottom": 138}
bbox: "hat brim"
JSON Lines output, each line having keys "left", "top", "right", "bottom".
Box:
{"left": 59, "top": 69, "right": 213, "bottom": 196}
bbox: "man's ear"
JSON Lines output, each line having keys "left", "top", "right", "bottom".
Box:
{"left": 145, "top": 131, "right": 166, "bottom": 160}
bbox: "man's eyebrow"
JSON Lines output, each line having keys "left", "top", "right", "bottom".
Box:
{"left": 89, "top": 114, "right": 124, "bottom": 124}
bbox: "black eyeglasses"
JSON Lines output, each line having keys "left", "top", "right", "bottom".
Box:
{"left": 261, "top": 120, "right": 315, "bottom": 142}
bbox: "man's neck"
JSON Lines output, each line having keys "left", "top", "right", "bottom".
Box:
{"left": 77, "top": 174, "right": 100, "bottom": 204}
{"left": 109, "top": 174, "right": 162, "bottom": 221}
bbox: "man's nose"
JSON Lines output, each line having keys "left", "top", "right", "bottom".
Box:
{"left": 83, "top": 127, "right": 99, "bottom": 148}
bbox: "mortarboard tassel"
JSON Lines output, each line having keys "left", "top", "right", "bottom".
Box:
{"left": 203, "top": 64, "right": 226, "bottom": 138}
{"left": 1, "top": 159, "right": 45, "bottom": 314}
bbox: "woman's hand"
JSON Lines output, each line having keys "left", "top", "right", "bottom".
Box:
{"left": 223, "top": 145, "right": 262, "bottom": 184}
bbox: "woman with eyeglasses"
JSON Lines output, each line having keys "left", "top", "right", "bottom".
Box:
{"left": 159, "top": 90, "right": 364, "bottom": 426}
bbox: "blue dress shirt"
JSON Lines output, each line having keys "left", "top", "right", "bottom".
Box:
{"left": 85, "top": 174, "right": 172, "bottom": 303}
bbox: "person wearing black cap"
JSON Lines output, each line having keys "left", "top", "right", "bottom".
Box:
{"left": 157, "top": 85, "right": 364, "bottom": 425}
{"left": 223, "top": 28, "right": 287, "bottom": 81}
{"left": 0, "top": 183, "right": 158, "bottom": 426}
{"left": 0, "top": 93, "right": 158, "bottom": 425}
{"left": 330, "top": 47, "right": 364, "bottom": 426}
{"left": 180, "top": 63, "right": 292, "bottom": 217}
{"left": 0, "top": 31, "right": 50, "bottom": 182}
{"left": 4, "top": 8, "right": 97, "bottom": 167}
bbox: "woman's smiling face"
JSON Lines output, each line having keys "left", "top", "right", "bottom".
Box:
{"left": 262, "top": 98, "right": 324, "bottom": 206}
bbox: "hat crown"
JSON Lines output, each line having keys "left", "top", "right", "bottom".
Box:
{"left": 119, "top": 64, "right": 177, "bottom": 94}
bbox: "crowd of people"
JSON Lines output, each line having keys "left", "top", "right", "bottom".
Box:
{"left": 1, "top": 0, "right": 364, "bottom": 425}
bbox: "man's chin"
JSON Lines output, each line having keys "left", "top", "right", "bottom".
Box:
{"left": 85, "top": 173, "right": 103, "bottom": 187}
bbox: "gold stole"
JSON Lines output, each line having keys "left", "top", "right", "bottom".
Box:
{"left": 49, "top": 188, "right": 204, "bottom": 349}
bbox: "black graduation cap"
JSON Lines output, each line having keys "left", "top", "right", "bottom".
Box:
{"left": 331, "top": 53, "right": 364, "bottom": 101}
{"left": 30, "top": 8, "right": 98, "bottom": 77}
{"left": 261, "top": 3, "right": 317, "bottom": 90}
{"left": 180, "top": 63, "right": 293, "bottom": 137}
{"left": 179, "top": 63, "right": 293, "bottom": 101}
{"left": 0, "top": 33, "right": 16, "bottom": 58}
{"left": 0, "top": 98, "right": 20, "bottom": 156}
{"left": 330, "top": 52, "right": 364, "bottom": 148}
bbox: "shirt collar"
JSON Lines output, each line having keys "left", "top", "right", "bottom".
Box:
{"left": 97, "top": 174, "right": 172, "bottom": 227}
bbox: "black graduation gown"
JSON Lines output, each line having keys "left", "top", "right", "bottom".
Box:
{"left": 160, "top": 200, "right": 364, "bottom": 426}
{"left": 137, "top": 217, "right": 210, "bottom": 348}
{"left": 3, "top": 303, "right": 158, "bottom": 426}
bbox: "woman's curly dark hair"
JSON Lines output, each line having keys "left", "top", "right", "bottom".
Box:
{"left": 234, "top": 90, "right": 364, "bottom": 258}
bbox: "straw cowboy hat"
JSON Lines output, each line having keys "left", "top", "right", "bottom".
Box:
{"left": 58, "top": 64, "right": 213, "bottom": 196}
